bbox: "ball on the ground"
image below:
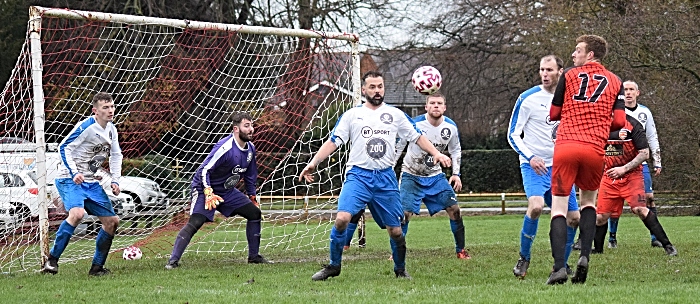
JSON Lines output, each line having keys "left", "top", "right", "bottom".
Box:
{"left": 122, "top": 246, "right": 143, "bottom": 260}
{"left": 411, "top": 66, "right": 442, "bottom": 95}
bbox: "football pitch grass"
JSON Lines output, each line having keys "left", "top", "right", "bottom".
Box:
{"left": 1, "top": 214, "right": 698, "bottom": 303}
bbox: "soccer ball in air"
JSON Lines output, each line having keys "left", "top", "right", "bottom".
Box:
{"left": 411, "top": 66, "right": 442, "bottom": 95}
{"left": 122, "top": 246, "right": 143, "bottom": 260}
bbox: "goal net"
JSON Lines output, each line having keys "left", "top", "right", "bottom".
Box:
{"left": 0, "top": 6, "right": 359, "bottom": 273}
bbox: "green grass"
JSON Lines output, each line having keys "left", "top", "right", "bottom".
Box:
{"left": 1, "top": 215, "right": 698, "bottom": 303}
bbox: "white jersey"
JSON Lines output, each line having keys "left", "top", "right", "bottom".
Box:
{"left": 330, "top": 103, "right": 421, "bottom": 171}
{"left": 57, "top": 116, "right": 123, "bottom": 184}
{"left": 626, "top": 104, "right": 661, "bottom": 167}
{"left": 396, "top": 114, "right": 461, "bottom": 177}
{"left": 508, "top": 85, "right": 559, "bottom": 166}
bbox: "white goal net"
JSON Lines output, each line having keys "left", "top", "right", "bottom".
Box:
{"left": 0, "top": 6, "right": 359, "bottom": 273}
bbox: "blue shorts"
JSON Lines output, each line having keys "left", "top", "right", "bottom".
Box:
{"left": 190, "top": 186, "right": 251, "bottom": 222}
{"left": 520, "top": 164, "right": 579, "bottom": 211}
{"left": 400, "top": 172, "right": 457, "bottom": 216}
{"left": 337, "top": 166, "right": 403, "bottom": 229}
{"left": 55, "top": 178, "right": 115, "bottom": 217}
{"left": 642, "top": 164, "right": 653, "bottom": 194}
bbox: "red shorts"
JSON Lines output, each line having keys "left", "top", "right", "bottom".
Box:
{"left": 596, "top": 171, "right": 647, "bottom": 218}
{"left": 551, "top": 142, "right": 604, "bottom": 196}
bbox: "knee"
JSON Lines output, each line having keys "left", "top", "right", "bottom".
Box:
{"left": 567, "top": 212, "right": 580, "bottom": 227}
{"left": 188, "top": 213, "right": 208, "bottom": 230}
{"left": 446, "top": 205, "right": 461, "bottom": 219}
{"left": 249, "top": 207, "right": 262, "bottom": 221}
{"left": 595, "top": 215, "right": 606, "bottom": 226}
{"left": 66, "top": 209, "right": 85, "bottom": 224}
{"left": 568, "top": 217, "right": 580, "bottom": 227}
{"left": 388, "top": 227, "right": 403, "bottom": 239}
{"left": 646, "top": 195, "right": 655, "bottom": 206}
{"left": 102, "top": 217, "right": 119, "bottom": 234}
{"left": 631, "top": 207, "right": 647, "bottom": 218}
{"left": 530, "top": 206, "right": 543, "bottom": 219}
{"left": 334, "top": 214, "right": 350, "bottom": 231}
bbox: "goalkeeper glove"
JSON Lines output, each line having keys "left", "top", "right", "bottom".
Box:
{"left": 249, "top": 195, "right": 259, "bottom": 208}
{"left": 204, "top": 187, "right": 223, "bottom": 210}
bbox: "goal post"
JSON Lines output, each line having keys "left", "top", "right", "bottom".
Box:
{"left": 0, "top": 6, "right": 360, "bottom": 273}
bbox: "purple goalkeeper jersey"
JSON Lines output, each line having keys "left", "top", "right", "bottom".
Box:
{"left": 192, "top": 135, "right": 257, "bottom": 195}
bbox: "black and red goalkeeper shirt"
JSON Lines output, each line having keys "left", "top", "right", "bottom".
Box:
{"left": 604, "top": 115, "right": 648, "bottom": 177}
{"left": 552, "top": 62, "right": 625, "bottom": 148}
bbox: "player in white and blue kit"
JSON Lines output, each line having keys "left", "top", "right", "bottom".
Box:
{"left": 165, "top": 112, "right": 270, "bottom": 269}
{"left": 607, "top": 80, "right": 665, "bottom": 248}
{"left": 507, "top": 56, "right": 579, "bottom": 279}
{"left": 394, "top": 93, "right": 470, "bottom": 259}
{"left": 42, "top": 92, "right": 123, "bottom": 276}
{"left": 300, "top": 71, "right": 451, "bottom": 281}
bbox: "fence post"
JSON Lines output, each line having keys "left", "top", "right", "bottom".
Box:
{"left": 501, "top": 193, "right": 506, "bottom": 215}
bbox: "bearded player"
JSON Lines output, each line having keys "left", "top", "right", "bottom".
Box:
{"left": 394, "top": 92, "right": 469, "bottom": 260}
{"left": 165, "top": 112, "right": 271, "bottom": 269}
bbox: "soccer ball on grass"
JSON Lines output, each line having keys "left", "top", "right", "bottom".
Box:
{"left": 411, "top": 66, "right": 442, "bottom": 95}
{"left": 122, "top": 246, "right": 143, "bottom": 260}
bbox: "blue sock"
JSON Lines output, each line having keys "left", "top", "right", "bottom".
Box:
{"left": 388, "top": 221, "right": 409, "bottom": 262}
{"left": 92, "top": 228, "right": 114, "bottom": 266}
{"left": 608, "top": 217, "right": 619, "bottom": 234}
{"left": 519, "top": 215, "right": 538, "bottom": 261}
{"left": 564, "top": 225, "right": 577, "bottom": 264}
{"left": 391, "top": 235, "right": 407, "bottom": 271}
{"left": 449, "top": 219, "right": 465, "bottom": 252}
{"left": 329, "top": 226, "right": 346, "bottom": 266}
{"left": 49, "top": 221, "right": 76, "bottom": 259}
{"left": 608, "top": 217, "right": 619, "bottom": 242}
{"left": 246, "top": 219, "right": 261, "bottom": 258}
{"left": 345, "top": 223, "right": 358, "bottom": 247}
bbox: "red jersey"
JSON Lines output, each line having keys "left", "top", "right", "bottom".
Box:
{"left": 603, "top": 115, "right": 648, "bottom": 177}
{"left": 552, "top": 62, "right": 625, "bottom": 149}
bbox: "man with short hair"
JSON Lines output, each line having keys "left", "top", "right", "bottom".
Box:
{"left": 547, "top": 35, "right": 626, "bottom": 285}
{"left": 592, "top": 114, "right": 677, "bottom": 256}
{"left": 299, "top": 71, "right": 451, "bottom": 281}
{"left": 165, "top": 112, "right": 271, "bottom": 269}
{"left": 395, "top": 92, "right": 469, "bottom": 260}
{"left": 508, "top": 55, "right": 579, "bottom": 279}
{"left": 606, "top": 80, "right": 664, "bottom": 249}
{"left": 42, "top": 92, "right": 123, "bottom": 276}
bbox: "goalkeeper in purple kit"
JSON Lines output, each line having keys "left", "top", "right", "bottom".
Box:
{"left": 165, "top": 112, "right": 271, "bottom": 269}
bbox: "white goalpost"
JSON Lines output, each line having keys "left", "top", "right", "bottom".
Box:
{"left": 0, "top": 6, "right": 360, "bottom": 272}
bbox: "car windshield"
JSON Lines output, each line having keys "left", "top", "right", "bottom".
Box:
{"left": 27, "top": 171, "right": 38, "bottom": 184}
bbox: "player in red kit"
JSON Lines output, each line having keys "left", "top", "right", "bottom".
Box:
{"left": 546, "top": 35, "right": 626, "bottom": 285}
{"left": 592, "top": 115, "right": 677, "bottom": 256}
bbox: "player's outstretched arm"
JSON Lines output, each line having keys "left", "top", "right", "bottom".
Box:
{"left": 414, "top": 135, "right": 451, "bottom": 168}
{"left": 299, "top": 140, "right": 338, "bottom": 182}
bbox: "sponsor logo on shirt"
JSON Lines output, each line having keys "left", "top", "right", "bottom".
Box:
{"left": 380, "top": 113, "right": 393, "bottom": 124}
{"left": 605, "top": 144, "right": 623, "bottom": 156}
{"left": 637, "top": 113, "right": 647, "bottom": 124}
{"left": 440, "top": 128, "right": 451, "bottom": 140}
{"left": 361, "top": 126, "right": 390, "bottom": 138}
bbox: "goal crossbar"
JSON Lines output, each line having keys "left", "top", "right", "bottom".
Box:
{"left": 30, "top": 6, "right": 359, "bottom": 42}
